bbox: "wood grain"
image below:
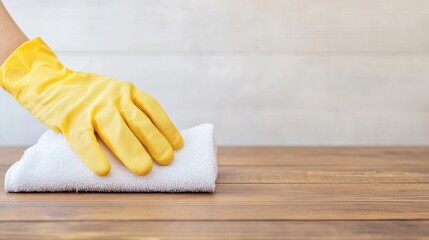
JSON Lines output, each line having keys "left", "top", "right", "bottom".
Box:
{"left": 1, "top": 186, "right": 429, "bottom": 221}
{"left": 2, "top": 147, "right": 429, "bottom": 185}
{"left": 2, "top": 146, "right": 429, "bottom": 165}
{"left": 5, "top": 147, "right": 429, "bottom": 184}
{"left": 1, "top": 221, "right": 429, "bottom": 240}
{"left": 1, "top": 147, "right": 429, "bottom": 238}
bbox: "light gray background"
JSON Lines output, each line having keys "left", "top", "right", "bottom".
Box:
{"left": 1, "top": 0, "right": 429, "bottom": 146}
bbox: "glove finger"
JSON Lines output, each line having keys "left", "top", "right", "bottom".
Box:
{"left": 131, "top": 88, "right": 184, "bottom": 150}
{"left": 63, "top": 127, "right": 111, "bottom": 176}
{"left": 94, "top": 109, "right": 152, "bottom": 176}
{"left": 121, "top": 104, "right": 174, "bottom": 165}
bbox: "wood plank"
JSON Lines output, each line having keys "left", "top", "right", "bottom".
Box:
{"left": 1, "top": 221, "right": 429, "bottom": 240}
{"left": 0, "top": 147, "right": 24, "bottom": 165}
{"left": 2, "top": 148, "right": 429, "bottom": 222}
{"left": 1, "top": 184, "right": 429, "bottom": 221}
{"left": 3, "top": 143, "right": 429, "bottom": 240}
{"left": 217, "top": 147, "right": 429, "bottom": 183}
{"left": 3, "top": 166, "right": 429, "bottom": 184}
{"left": 2, "top": 147, "right": 429, "bottom": 166}
{"left": 4, "top": 0, "right": 429, "bottom": 53}
{"left": 217, "top": 147, "right": 429, "bottom": 166}
{"left": 3, "top": 184, "right": 429, "bottom": 202}
{"left": 217, "top": 166, "right": 429, "bottom": 184}
{"left": 3, "top": 147, "right": 429, "bottom": 184}
{"left": 1, "top": 200, "right": 429, "bottom": 221}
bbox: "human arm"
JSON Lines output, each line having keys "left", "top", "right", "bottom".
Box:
{"left": 0, "top": 2, "right": 183, "bottom": 176}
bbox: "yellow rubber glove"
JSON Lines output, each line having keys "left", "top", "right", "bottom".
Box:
{"left": 0, "top": 38, "right": 183, "bottom": 176}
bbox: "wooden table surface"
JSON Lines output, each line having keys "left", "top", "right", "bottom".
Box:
{"left": 1, "top": 147, "right": 429, "bottom": 239}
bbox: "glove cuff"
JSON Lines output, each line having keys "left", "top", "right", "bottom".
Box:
{"left": 0, "top": 37, "right": 66, "bottom": 97}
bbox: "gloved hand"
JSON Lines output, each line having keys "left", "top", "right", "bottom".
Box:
{"left": 0, "top": 38, "right": 183, "bottom": 176}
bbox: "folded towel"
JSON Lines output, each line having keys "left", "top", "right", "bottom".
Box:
{"left": 5, "top": 124, "right": 217, "bottom": 193}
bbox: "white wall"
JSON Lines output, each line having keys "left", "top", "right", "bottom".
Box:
{"left": 1, "top": 0, "right": 429, "bottom": 146}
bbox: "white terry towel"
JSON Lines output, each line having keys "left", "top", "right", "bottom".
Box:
{"left": 5, "top": 124, "right": 217, "bottom": 193}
